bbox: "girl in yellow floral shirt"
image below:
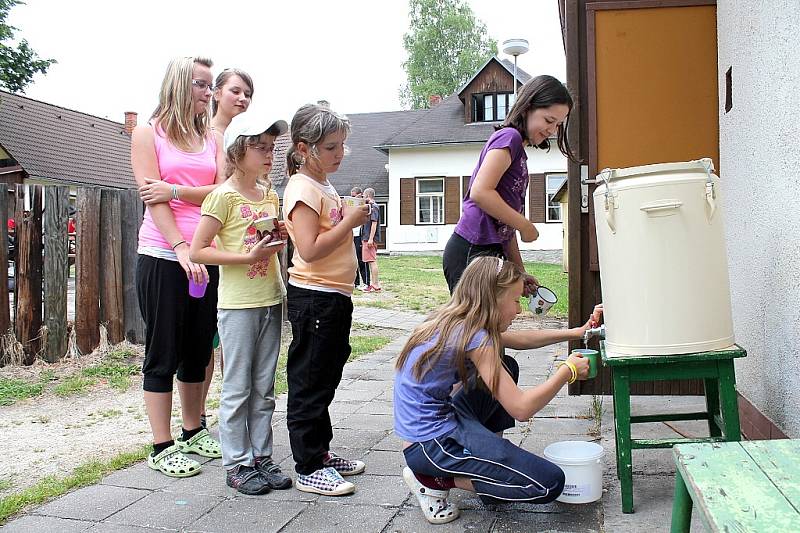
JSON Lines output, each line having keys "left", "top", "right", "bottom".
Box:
{"left": 190, "top": 110, "right": 292, "bottom": 496}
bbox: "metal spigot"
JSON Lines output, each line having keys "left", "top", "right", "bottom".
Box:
{"left": 583, "top": 324, "right": 606, "bottom": 345}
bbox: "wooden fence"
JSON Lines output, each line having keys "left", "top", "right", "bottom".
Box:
{"left": 1, "top": 183, "right": 145, "bottom": 365}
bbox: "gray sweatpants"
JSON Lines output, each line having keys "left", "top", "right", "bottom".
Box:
{"left": 217, "top": 304, "right": 282, "bottom": 470}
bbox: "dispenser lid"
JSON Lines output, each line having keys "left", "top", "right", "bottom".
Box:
{"left": 595, "top": 158, "right": 715, "bottom": 182}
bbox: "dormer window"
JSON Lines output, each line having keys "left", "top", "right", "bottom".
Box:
{"left": 471, "top": 92, "right": 516, "bottom": 122}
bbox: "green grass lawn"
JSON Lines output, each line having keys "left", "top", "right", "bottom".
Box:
{"left": 0, "top": 378, "right": 44, "bottom": 406}
{"left": 353, "top": 255, "right": 568, "bottom": 317}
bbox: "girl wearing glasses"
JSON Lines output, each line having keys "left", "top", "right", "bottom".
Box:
{"left": 196, "top": 68, "right": 256, "bottom": 432}
{"left": 131, "top": 56, "right": 225, "bottom": 478}
{"left": 190, "top": 110, "right": 293, "bottom": 495}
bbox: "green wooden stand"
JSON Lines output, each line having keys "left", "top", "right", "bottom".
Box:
{"left": 601, "top": 342, "right": 746, "bottom": 513}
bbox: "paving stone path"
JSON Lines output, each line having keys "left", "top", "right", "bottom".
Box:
{"left": 6, "top": 306, "right": 709, "bottom": 532}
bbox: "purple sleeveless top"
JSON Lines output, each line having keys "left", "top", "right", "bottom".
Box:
{"left": 454, "top": 127, "right": 528, "bottom": 246}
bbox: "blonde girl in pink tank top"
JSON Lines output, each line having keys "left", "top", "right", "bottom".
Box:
{"left": 131, "top": 56, "right": 226, "bottom": 478}
{"left": 141, "top": 67, "right": 257, "bottom": 434}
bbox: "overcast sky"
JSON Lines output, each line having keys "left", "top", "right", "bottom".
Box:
{"left": 9, "top": 0, "right": 565, "bottom": 124}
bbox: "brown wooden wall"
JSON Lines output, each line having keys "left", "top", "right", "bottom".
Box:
{"left": 461, "top": 60, "right": 516, "bottom": 123}
{"left": 1, "top": 183, "right": 145, "bottom": 366}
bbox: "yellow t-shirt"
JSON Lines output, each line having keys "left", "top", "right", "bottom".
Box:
{"left": 283, "top": 173, "right": 356, "bottom": 296}
{"left": 200, "top": 182, "right": 286, "bottom": 309}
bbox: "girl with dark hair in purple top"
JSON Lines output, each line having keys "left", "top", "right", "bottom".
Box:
{"left": 443, "top": 75, "right": 578, "bottom": 296}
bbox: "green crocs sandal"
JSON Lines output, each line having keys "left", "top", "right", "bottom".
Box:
{"left": 176, "top": 428, "right": 222, "bottom": 458}
{"left": 148, "top": 444, "right": 201, "bottom": 478}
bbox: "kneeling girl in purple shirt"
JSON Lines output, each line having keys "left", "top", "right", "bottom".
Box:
{"left": 395, "top": 256, "right": 602, "bottom": 525}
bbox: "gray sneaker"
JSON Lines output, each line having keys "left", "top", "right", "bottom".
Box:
{"left": 255, "top": 456, "right": 292, "bottom": 490}
{"left": 226, "top": 465, "right": 270, "bottom": 495}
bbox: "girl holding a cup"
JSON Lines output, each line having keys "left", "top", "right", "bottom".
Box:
{"left": 131, "top": 56, "right": 225, "bottom": 478}
{"left": 190, "top": 110, "right": 293, "bottom": 495}
{"left": 139, "top": 68, "right": 256, "bottom": 430}
{"left": 396, "top": 257, "right": 602, "bottom": 524}
{"left": 442, "top": 75, "right": 579, "bottom": 296}
{"left": 282, "top": 104, "right": 371, "bottom": 496}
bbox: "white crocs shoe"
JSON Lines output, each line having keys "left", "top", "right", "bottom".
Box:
{"left": 402, "top": 467, "right": 460, "bottom": 524}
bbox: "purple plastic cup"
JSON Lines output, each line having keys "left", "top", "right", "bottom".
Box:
{"left": 188, "top": 277, "right": 207, "bottom": 298}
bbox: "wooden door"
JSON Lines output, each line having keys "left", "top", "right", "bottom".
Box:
{"left": 569, "top": 0, "right": 719, "bottom": 395}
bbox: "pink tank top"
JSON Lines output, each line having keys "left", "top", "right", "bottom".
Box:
{"left": 137, "top": 124, "right": 217, "bottom": 250}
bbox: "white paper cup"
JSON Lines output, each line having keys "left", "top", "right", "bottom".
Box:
{"left": 253, "top": 216, "right": 277, "bottom": 233}
{"left": 342, "top": 196, "right": 366, "bottom": 208}
{"left": 529, "top": 286, "right": 558, "bottom": 315}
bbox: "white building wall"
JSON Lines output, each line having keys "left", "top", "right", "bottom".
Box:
{"left": 717, "top": 0, "right": 800, "bottom": 436}
{"left": 387, "top": 144, "right": 567, "bottom": 253}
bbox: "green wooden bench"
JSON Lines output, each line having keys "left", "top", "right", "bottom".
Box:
{"left": 601, "top": 343, "right": 746, "bottom": 513}
{"left": 671, "top": 440, "right": 800, "bottom": 532}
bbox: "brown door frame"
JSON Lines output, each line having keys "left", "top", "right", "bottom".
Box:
{"left": 565, "top": 0, "right": 717, "bottom": 395}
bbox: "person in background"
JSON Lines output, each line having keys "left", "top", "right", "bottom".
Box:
{"left": 350, "top": 186, "right": 369, "bottom": 290}
{"left": 361, "top": 187, "right": 381, "bottom": 292}
{"left": 202, "top": 68, "right": 255, "bottom": 429}
{"left": 211, "top": 68, "right": 254, "bottom": 133}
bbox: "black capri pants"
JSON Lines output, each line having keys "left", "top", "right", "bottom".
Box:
{"left": 136, "top": 255, "right": 219, "bottom": 393}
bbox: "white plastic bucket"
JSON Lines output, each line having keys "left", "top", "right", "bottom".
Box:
{"left": 543, "top": 441, "right": 605, "bottom": 504}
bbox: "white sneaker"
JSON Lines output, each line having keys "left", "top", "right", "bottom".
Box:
{"left": 296, "top": 466, "right": 355, "bottom": 496}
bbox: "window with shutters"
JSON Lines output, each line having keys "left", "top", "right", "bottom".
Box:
{"left": 416, "top": 178, "right": 445, "bottom": 224}
{"left": 546, "top": 174, "right": 567, "bottom": 222}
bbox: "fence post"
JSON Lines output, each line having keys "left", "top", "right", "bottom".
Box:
{"left": 75, "top": 187, "right": 101, "bottom": 354}
{"left": 15, "top": 184, "right": 43, "bottom": 363}
{"left": 100, "top": 189, "right": 124, "bottom": 344}
{"left": 43, "top": 185, "right": 70, "bottom": 362}
{"left": 120, "top": 190, "right": 145, "bottom": 344}
{"left": 0, "top": 184, "right": 9, "bottom": 339}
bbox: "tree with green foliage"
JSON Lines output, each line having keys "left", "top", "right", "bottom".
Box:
{"left": 400, "top": 0, "right": 496, "bottom": 109}
{"left": 0, "top": 0, "right": 55, "bottom": 93}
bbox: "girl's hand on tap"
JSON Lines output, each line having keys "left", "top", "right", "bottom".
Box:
{"left": 589, "top": 304, "right": 603, "bottom": 328}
